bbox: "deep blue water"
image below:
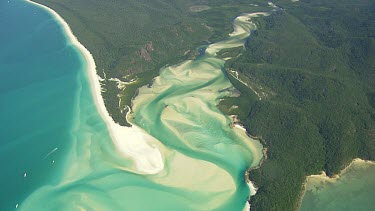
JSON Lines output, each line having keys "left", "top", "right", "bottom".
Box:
{"left": 0, "top": 1, "right": 83, "bottom": 209}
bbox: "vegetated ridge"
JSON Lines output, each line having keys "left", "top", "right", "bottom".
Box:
{"left": 219, "top": 0, "right": 375, "bottom": 210}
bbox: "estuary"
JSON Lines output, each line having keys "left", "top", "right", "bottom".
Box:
{"left": 2, "top": 1, "right": 266, "bottom": 210}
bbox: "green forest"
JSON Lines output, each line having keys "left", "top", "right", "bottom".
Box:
{"left": 34, "top": 0, "right": 375, "bottom": 210}
{"left": 34, "top": 0, "right": 269, "bottom": 126}
{"left": 220, "top": 0, "right": 375, "bottom": 210}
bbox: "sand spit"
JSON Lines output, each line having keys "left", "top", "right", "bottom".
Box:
{"left": 206, "top": 12, "right": 269, "bottom": 56}
{"left": 26, "top": 0, "right": 164, "bottom": 175}
{"left": 25, "top": 2, "right": 273, "bottom": 209}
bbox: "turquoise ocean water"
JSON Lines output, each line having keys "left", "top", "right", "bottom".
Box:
{"left": 2, "top": 1, "right": 374, "bottom": 211}
{"left": 0, "top": 0, "right": 88, "bottom": 209}
{"left": 1, "top": 1, "right": 263, "bottom": 210}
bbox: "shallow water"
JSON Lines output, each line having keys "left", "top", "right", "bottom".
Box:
{"left": 299, "top": 160, "right": 375, "bottom": 211}
{"left": 3, "top": 1, "right": 375, "bottom": 211}
{"left": 1, "top": 0, "right": 270, "bottom": 210}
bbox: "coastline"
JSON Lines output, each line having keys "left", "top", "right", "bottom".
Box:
{"left": 295, "top": 158, "right": 375, "bottom": 211}
{"left": 233, "top": 122, "right": 265, "bottom": 211}
{"left": 25, "top": 0, "right": 106, "bottom": 123}
{"left": 26, "top": 0, "right": 165, "bottom": 175}
{"left": 25, "top": 2, "right": 271, "bottom": 209}
{"left": 229, "top": 116, "right": 268, "bottom": 210}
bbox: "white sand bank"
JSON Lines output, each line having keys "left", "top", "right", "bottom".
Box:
{"left": 26, "top": 0, "right": 164, "bottom": 175}
{"left": 206, "top": 12, "right": 269, "bottom": 55}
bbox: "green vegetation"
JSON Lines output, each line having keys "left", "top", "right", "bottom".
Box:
{"left": 220, "top": 0, "right": 375, "bottom": 210}
{"left": 34, "top": 0, "right": 208, "bottom": 125}
{"left": 34, "top": 0, "right": 269, "bottom": 125}
{"left": 33, "top": 0, "right": 375, "bottom": 210}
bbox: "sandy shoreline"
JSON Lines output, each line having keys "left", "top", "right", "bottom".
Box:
{"left": 25, "top": 2, "right": 270, "bottom": 209}
{"left": 26, "top": 0, "right": 165, "bottom": 175}
{"left": 230, "top": 119, "right": 267, "bottom": 211}
{"left": 295, "top": 158, "right": 375, "bottom": 210}
{"left": 303, "top": 158, "right": 375, "bottom": 183}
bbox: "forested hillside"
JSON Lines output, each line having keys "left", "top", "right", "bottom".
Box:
{"left": 32, "top": 0, "right": 375, "bottom": 210}
{"left": 220, "top": 0, "right": 375, "bottom": 210}
{"left": 34, "top": 0, "right": 268, "bottom": 125}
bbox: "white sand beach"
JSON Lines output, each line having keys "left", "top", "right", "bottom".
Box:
{"left": 26, "top": 0, "right": 165, "bottom": 175}
{"left": 24, "top": 2, "right": 268, "bottom": 210}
